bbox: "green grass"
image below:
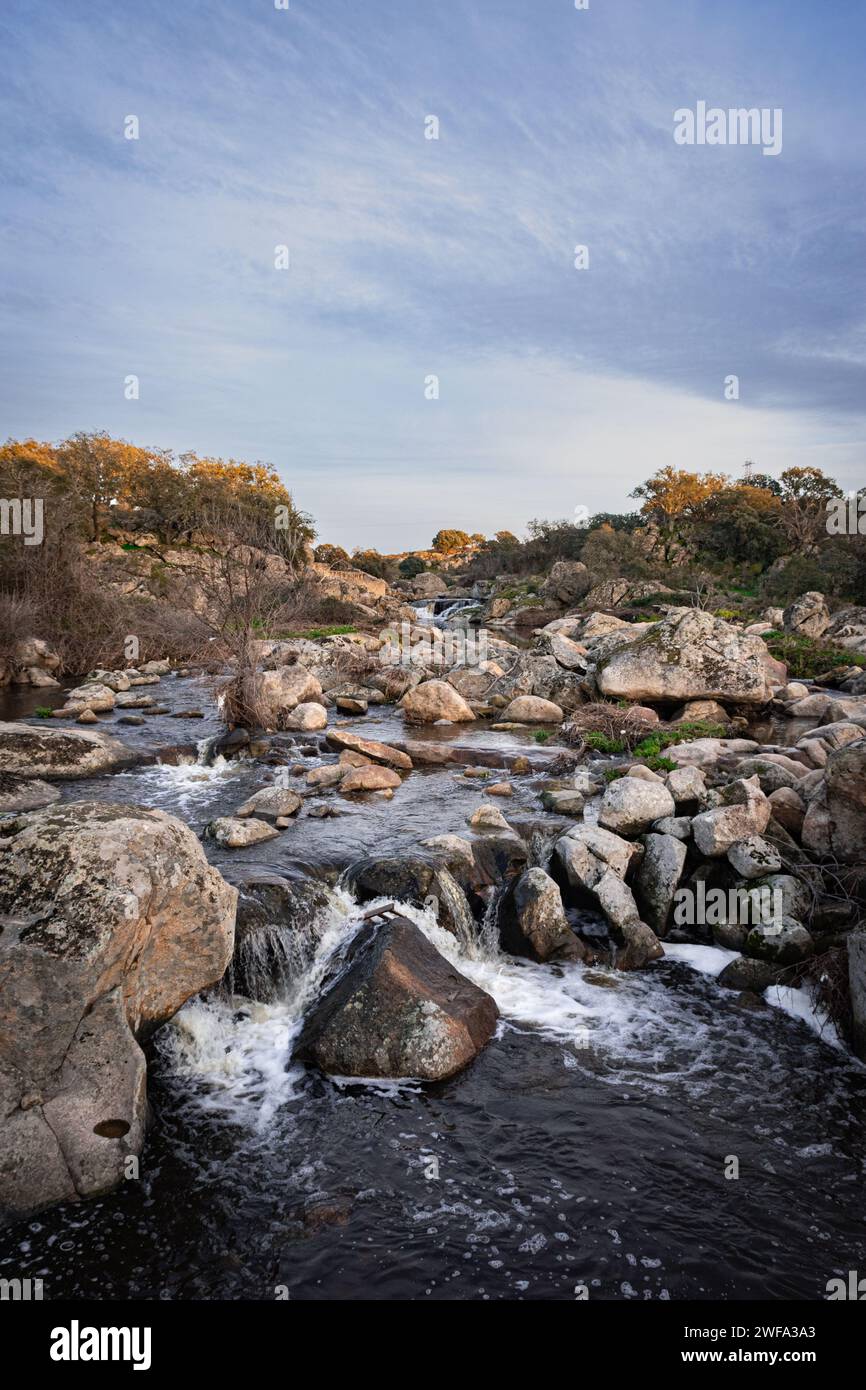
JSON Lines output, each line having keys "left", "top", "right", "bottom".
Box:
{"left": 643, "top": 755, "right": 677, "bottom": 773}
{"left": 763, "top": 632, "right": 866, "bottom": 679}
{"left": 584, "top": 716, "right": 728, "bottom": 763}
{"left": 585, "top": 731, "right": 625, "bottom": 754}
{"left": 280, "top": 624, "right": 357, "bottom": 640}
{"left": 532, "top": 728, "right": 553, "bottom": 743}
{"left": 34, "top": 706, "right": 54, "bottom": 718}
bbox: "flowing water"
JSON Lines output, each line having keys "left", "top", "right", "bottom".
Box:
{"left": 2, "top": 672, "right": 865, "bottom": 1300}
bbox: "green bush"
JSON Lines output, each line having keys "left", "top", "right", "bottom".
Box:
{"left": 763, "top": 632, "right": 865, "bottom": 679}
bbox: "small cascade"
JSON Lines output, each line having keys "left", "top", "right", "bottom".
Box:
{"left": 434, "top": 598, "right": 480, "bottom": 627}
{"left": 475, "top": 884, "right": 507, "bottom": 962}
{"left": 431, "top": 869, "right": 479, "bottom": 957}
{"left": 526, "top": 827, "right": 557, "bottom": 872}
{"left": 160, "top": 886, "right": 366, "bottom": 1124}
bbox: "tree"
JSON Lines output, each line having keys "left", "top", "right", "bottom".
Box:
{"left": 692, "top": 485, "right": 785, "bottom": 568}
{"left": 352, "top": 548, "right": 395, "bottom": 581}
{"left": 314, "top": 543, "right": 351, "bottom": 567}
{"left": 777, "top": 467, "right": 844, "bottom": 549}
{"left": 57, "top": 432, "right": 149, "bottom": 541}
{"left": 432, "top": 529, "right": 470, "bottom": 554}
{"left": 631, "top": 467, "right": 731, "bottom": 562}
{"left": 398, "top": 555, "right": 426, "bottom": 578}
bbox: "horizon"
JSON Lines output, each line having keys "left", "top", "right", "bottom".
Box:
{"left": 1, "top": 0, "right": 864, "bottom": 550}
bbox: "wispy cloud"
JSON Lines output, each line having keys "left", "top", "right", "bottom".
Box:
{"left": 0, "top": 0, "right": 863, "bottom": 547}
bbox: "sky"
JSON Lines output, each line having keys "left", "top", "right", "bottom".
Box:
{"left": 1, "top": 0, "right": 864, "bottom": 550}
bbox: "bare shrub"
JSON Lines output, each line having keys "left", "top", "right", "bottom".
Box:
{"left": 560, "top": 702, "right": 661, "bottom": 751}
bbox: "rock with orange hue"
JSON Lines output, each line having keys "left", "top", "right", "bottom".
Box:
{"left": 0, "top": 802, "right": 236, "bottom": 1218}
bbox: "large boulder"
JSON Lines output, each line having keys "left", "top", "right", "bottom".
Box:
{"left": 0, "top": 803, "right": 236, "bottom": 1218}
{"left": 399, "top": 679, "right": 476, "bottom": 723}
{"left": 235, "top": 786, "right": 303, "bottom": 820}
{"left": 726, "top": 835, "right": 782, "bottom": 880}
{"left": 11, "top": 637, "right": 62, "bottom": 683}
{"left": 64, "top": 682, "right": 116, "bottom": 713}
{"left": 498, "top": 868, "right": 584, "bottom": 962}
{"left": 598, "top": 778, "right": 675, "bottom": 835}
{"left": 340, "top": 764, "right": 402, "bottom": 793}
{"left": 411, "top": 573, "right": 448, "bottom": 598}
{"left": 594, "top": 608, "right": 777, "bottom": 705}
{"left": 0, "top": 722, "right": 137, "bottom": 780}
{"left": 205, "top": 816, "right": 280, "bottom": 847}
{"left": 541, "top": 560, "right": 591, "bottom": 605}
{"left": 250, "top": 663, "right": 323, "bottom": 728}
{"left": 783, "top": 591, "right": 830, "bottom": 639}
{"left": 801, "top": 738, "right": 866, "bottom": 863}
{"left": 295, "top": 915, "right": 498, "bottom": 1080}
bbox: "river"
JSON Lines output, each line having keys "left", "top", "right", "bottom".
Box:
{"left": 1, "top": 668, "right": 864, "bottom": 1300}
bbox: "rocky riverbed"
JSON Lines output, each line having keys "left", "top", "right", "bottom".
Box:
{"left": 1, "top": 602, "right": 865, "bottom": 1300}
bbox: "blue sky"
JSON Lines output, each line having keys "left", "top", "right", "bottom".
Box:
{"left": 1, "top": 0, "right": 864, "bottom": 550}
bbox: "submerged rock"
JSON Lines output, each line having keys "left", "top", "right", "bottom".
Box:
{"left": 325, "top": 728, "right": 413, "bottom": 769}
{"left": 226, "top": 871, "right": 332, "bottom": 1002}
{"left": 295, "top": 915, "right": 498, "bottom": 1081}
{"left": 0, "top": 802, "right": 236, "bottom": 1218}
{"left": 206, "top": 816, "right": 280, "bottom": 847}
{"left": 235, "top": 786, "right": 303, "bottom": 819}
{"left": 340, "top": 765, "right": 402, "bottom": 793}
